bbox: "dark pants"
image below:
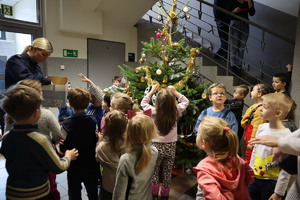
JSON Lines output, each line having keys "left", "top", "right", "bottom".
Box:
{"left": 248, "top": 178, "right": 277, "bottom": 200}
{"left": 99, "top": 187, "right": 112, "bottom": 200}
{"left": 216, "top": 22, "right": 229, "bottom": 58}
{"left": 67, "top": 169, "right": 98, "bottom": 200}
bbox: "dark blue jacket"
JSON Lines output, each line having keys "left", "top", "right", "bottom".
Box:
{"left": 61, "top": 112, "right": 97, "bottom": 172}
{"left": 5, "top": 53, "right": 51, "bottom": 88}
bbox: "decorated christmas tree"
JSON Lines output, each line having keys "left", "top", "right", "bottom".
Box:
{"left": 119, "top": 0, "right": 211, "bottom": 170}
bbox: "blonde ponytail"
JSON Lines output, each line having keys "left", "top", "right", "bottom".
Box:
{"left": 135, "top": 143, "right": 152, "bottom": 174}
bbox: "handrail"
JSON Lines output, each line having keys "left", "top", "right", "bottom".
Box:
{"left": 198, "top": 0, "right": 295, "bottom": 45}
{"left": 142, "top": 0, "right": 295, "bottom": 87}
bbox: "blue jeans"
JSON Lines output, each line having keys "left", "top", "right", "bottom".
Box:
{"left": 230, "top": 20, "right": 249, "bottom": 67}
{"left": 67, "top": 169, "right": 98, "bottom": 200}
{"left": 248, "top": 178, "right": 277, "bottom": 200}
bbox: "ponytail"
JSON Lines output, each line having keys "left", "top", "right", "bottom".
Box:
{"left": 135, "top": 143, "right": 152, "bottom": 174}
{"left": 198, "top": 116, "right": 240, "bottom": 170}
{"left": 22, "top": 45, "right": 33, "bottom": 54}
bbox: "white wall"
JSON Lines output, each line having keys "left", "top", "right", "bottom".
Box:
{"left": 44, "top": 0, "right": 138, "bottom": 60}
{"left": 255, "top": 0, "right": 299, "bottom": 17}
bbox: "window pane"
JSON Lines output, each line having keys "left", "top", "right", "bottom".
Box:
{"left": 0, "top": 0, "right": 39, "bottom": 23}
{"left": 0, "top": 31, "right": 32, "bottom": 92}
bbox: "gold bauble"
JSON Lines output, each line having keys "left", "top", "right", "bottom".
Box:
{"left": 140, "top": 77, "right": 145, "bottom": 82}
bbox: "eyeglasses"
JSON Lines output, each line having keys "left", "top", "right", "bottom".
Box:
{"left": 211, "top": 92, "right": 225, "bottom": 96}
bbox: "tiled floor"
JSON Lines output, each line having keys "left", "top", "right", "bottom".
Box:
{"left": 0, "top": 141, "right": 197, "bottom": 200}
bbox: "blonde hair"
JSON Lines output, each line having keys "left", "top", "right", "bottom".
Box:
{"left": 235, "top": 84, "right": 249, "bottom": 97}
{"left": 262, "top": 93, "right": 294, "bottom": 120}
{"left": 125, "top": 115, "right": 157, "bottom": 174}
{"left": 22, "top": 37, "right": 53, "bottom": 53}
{"left": 111, "top": 93, "right": 133, "bottom": 114}
{"left": 17, "top": 79, "right": 42, "bottom": 94}
{"left": 198, "top": 116, "right": 240, "bottom": 170}
{"left": 155, "top": 89, "right": 179, "bottom": 136}
{"left": 67, "top": 87, "right": 91, "bottom": 110}
{"left": 208, "top": 83, "right": 226, "bottom": 95}
{"left": 104, "top": 110, "right": 127, "bottom": 153}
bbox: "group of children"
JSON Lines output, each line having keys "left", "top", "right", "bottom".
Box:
{"left": 0, "top": 66, "right": 298, "bottom": 200}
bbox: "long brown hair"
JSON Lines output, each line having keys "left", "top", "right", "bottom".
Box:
{"left": 155, "top": 89, "right": 179, "bottom": 136}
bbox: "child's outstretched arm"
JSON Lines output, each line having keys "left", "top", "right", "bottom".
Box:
{"left": 168, "top": 85, "right": 189, "bottom": 115}
{"left": 78, "top": 73, "right": 104, "bottom": 102}
{"left": 140, "top": 84, "right": 160, "bottom": 112}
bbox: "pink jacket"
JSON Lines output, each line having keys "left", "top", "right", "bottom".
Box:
{"left": 141, "top": 93, "right": 189, "bottom": 143}
{"left": 193, "top": 155, "right": 254, "bottom": 200}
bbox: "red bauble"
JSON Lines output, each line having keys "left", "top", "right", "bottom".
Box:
{"left": 156, "top": 32, "right": 161, "bottom": 37}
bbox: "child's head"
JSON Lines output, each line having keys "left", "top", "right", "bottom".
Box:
{"left": 272, "top": 73, "right": 289, "bottom": 92}
{"left": 233, "top": 85, "right": 249, "bottom": 100}
{"left": 125, "top": 114, "right": 157, "bottom": 174}
{"left": 67, "top": 87, "right": 91, "bottom": 111}
{"left": 102, "top": 93, "right": 112, "bottom": 112}
{"left": 111, "top": 93, "right": 133, "bottom": 114}
{"left": 1, "top": 85, "right": 43, "bottom": 123}
{"left": 104, "top": 110, "right": 127, "bottom": 152}
{"left": 89, "top": 92, "right": 101, "bottom": 107}
{"left": 261, "top": 93, "right": 293, "bottom": 121}
{"left": 207, "top": 83, "right": 227, "bottom": 105}
{"left": 17, "top": 79, "right": 42, "bottom": 94}
{"left": 196, "top": 116, "right": 239, "bottom": 169}
{"left": 112, "top": 76, "right": 121, "bottom": 87}
{"left": 250, "top": 83, "right": 271, "bottom": 101}
{"left": 155, "top": 88, "right": 179, "bottom": 136}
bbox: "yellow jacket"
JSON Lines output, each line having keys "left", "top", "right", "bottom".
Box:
{"left": 241, "top": 103, "right": 266, "bottom": 139}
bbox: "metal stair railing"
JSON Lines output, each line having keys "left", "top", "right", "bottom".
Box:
{"left": 142, "top": 0, "right": 295, "bottom": 86}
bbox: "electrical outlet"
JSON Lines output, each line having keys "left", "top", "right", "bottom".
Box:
{"left": 60, "top": 65, "right": 65, "bottom": 70}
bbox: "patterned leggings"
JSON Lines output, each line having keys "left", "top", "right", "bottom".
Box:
{"left": 151, "top": 142, "right": 176, "bottom": 188}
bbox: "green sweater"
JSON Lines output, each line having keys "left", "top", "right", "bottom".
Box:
{"left": 0, "top": 124, "right": 70, "bottom": 199}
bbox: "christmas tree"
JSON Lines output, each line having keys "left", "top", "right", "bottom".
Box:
{"left": 119, "top": 0, "right": 211, "bottom": 170}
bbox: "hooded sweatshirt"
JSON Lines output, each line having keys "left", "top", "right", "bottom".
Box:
{"left": 193, "top": 155, "right": 254, "bottom": 200}
{"left": 96, "top": 140, "right": 125, "bottom": 193}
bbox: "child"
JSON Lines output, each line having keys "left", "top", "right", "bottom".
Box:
{"left": 100, "top": 93, "right": 112, "bottom": 133}
{"left": 141, "top": 84, "right": 189, "bottom": 199}
{"left": 96, "top": 110, "right": 127, "bottom": 200}
{"left": 268, "top": 101, "right": 297, "bottom": 200}
{"left": 112, "top": 114, "right": 158, "bottom": 200}
{"left": 87, "top": 91, "right": 104, "bottom": 129}
{"left": 224, "top": 84, "right": 249, "bottom": 140}
{"left": 195, "top": 83, "right": 238, "bottom": 134}
{"left": 111, "top": 92, "right": 133, "bottom": 114}
{"left": 250, "top": 129, "right": 300, "bottom": 199}
{"left": 60, "top": 87, "right": 98, "bottom": 199}
{"left": 272, "top": 64, "right": 293, "bottom": 97}
{"left": 193, "top": 116, "right": 254, "bottom": 200}
{"left": 104, "top": 76, "right": 123, "bottom": 94}
{"left": 0, "top": 84, "right": 78, "bottom": 199}
{"left": 248, "top": 93, "right": 294, "bottom": 200}
{"left": 4, "top": 79, "right": 64, "bottom": 200}
{"left": 241, "top": 83, "right": 271, "bottom": 163}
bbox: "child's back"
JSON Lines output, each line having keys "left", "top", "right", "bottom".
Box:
{"left": 61, "top": 87, "right": 98, "bottom": 199}
{"left": 62, "top": 114, "right": 97, "bottom": 171}
{"left": 193, "top": 116, "right": 254, "bottom": 200}
{"left": 0, "top": 85, "right": 77, "bottom": 200}
{"left": 113, "top": 144, "right": 158, "bottom": 199}
{"left": 112, "top": 114, "right": 158, "bottom": 200}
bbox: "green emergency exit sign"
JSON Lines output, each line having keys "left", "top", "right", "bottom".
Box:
{"left": 63, "top": 49, "right": 78, "bottom": 58}
{"left": 1, "top": 4, "right": 13, "bottom": 16}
